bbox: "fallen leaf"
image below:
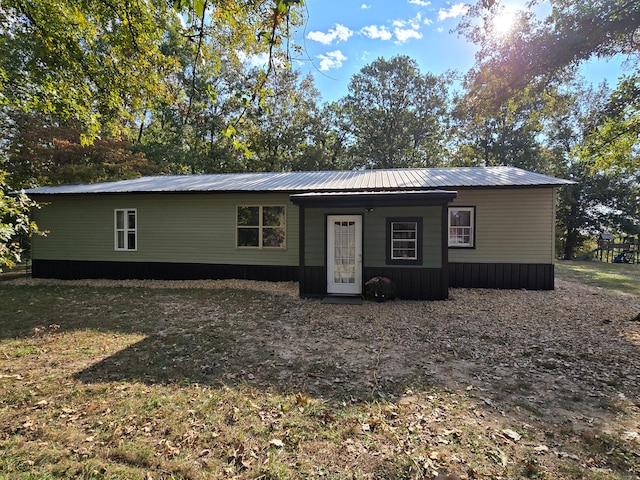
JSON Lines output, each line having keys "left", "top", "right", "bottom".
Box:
{"left": 621, "top": 431, "right": 638, "bottom": 442}
{"left": 502, "top": 428, "right": 522, "bottom": 442}
{"left": 269, "top": 438, "right": 284, "bottom": 448}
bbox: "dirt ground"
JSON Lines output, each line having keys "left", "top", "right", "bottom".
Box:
{"left": 13, "top": 276, "right": 640, "bottom": 430}
{"left": 219, "top": 277, "right": 640, "bottom": 441}
{"left": 3, "top": 275, "right": 640, "bottom": 478}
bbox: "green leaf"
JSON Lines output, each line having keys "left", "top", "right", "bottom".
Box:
{"left": 193, "top": 0, "right": 206, "bottom": 18}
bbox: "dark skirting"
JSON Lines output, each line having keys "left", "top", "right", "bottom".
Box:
{"left": 31, "top": 259, "right": 298, "bottom": 282}
{"left": 448, "top": 262, "right": 554, "bottom": 290}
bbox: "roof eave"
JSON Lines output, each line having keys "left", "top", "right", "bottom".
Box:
{"left": 289, "top": 190, "right": 458, "bottom": 208}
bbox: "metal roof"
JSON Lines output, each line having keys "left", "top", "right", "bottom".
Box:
{"left": 25, "top": 166, "right": 573, "bottom": 195}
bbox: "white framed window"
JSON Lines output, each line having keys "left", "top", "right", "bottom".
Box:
{"left": 386, "top": 217, "right": 422, "bottom": 265}
{"left": 237, "top": 205, "right": 286, "bottom": 249}
{"left": 115, "top": 209, "right": 137, "bottom": 251}
{"left": 448, "top": 207, "right": 475, "bottom": 248}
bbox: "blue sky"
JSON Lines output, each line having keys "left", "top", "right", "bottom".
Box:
{"left": 293, "top": 0, "right": 625, "bottom": 104}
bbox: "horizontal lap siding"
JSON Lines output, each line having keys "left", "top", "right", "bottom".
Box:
{"left": 448, "top": 188, "right": 555, "bottom": 264}
{"left": 31, "top": 193, "right": 299, "bottom": 267}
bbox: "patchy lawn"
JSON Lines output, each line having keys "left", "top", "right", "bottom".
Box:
{"left": 555, "top": 260, "right": 640, "bottom": 296}
{"left": 0, "top": 275, "right": 639, "bottom": 479}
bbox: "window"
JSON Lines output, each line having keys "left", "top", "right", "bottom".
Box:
{"left": 237, "top": 206, "right": 286, "bottom": 248}
{"left": 448, "top": 207, "right": 475, "bottom": 248}
{"left": 115, "top": 209, "right": 137, "bottom": 251}
{"left": 386, "top": 217, "right": 422, "bottom": 265}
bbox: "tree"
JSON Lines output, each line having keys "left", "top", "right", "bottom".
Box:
{"left": 3, "top": 111, "right": 166, "bottom": 187}
{"left": 458, "top": 0, "right": 640, "bottom": 170}
{"left": 543, "top": 81, "right": 639, "bottom": 258}
{"left": 0, "top": 0, "right": 305, "bottom": 138}
{"left": 0, "top": 171, "right": 39, "bottom": 271}
{"left": 580, "top": 73, "right": 640, "bottom": 171}
{"left": 299, "top": 102, "right": 355, "bottom": 171}
{"left": 451, "top": 74, "right": 549, "bottom": 171}
{"left": 342, "top": 56, "right": 451, "bottom": 169}
{"left": 241, "top": 70, "right": 331, "bottom": 172}
{"left": 459, "top": 0, "right": 639, "bottom": 102}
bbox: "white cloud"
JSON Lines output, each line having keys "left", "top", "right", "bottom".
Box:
{"left": 306, "top": 24, "right": 353, "bottom": 45}
{"left": 438, "top": 2, "right": 469, "bottom": 21}
{"left": 317, "top": 50, "right": 347, "bottom": 71}
{"left": 408, "top": 0, "right": 431, "bottom": 6}
{"left": 394, "top": 27, "right": 423, "bottom": 43}
{"left": 389, "top": 14, "right": 424, "bottom": 43}
{"left": 393, "top": 14, "right": 422, "bottom": 30}
{"left": 361, "top": 3, "right": 371, "bottom": 8}
{"left": 360, "top": 25, "right": 393, "bottom": 41}
{"left": 410, "top": 13, "right": 422, "bottom": 28}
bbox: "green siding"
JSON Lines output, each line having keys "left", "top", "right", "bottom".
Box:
{"left": 32, "top": 193, "right": 299, "bottom": 267}
{"left": 31, "top": 187, "right": 557, "bottom": 271}
{"left": 302, "top": 206, "right": 442, "bottom": 268}
{"left": 448, "top": 188, "right": 556, "bottom": 264}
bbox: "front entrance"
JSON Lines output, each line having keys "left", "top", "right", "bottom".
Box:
{"left": 326, "top": 215, "right": 362, "bottom": 295}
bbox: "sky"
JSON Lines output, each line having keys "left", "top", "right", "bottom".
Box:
{"left": 292, "top": 0, "right": 626, "bottom": 104}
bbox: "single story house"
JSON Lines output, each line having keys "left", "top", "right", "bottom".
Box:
{"left": 26, "top": 166, "right": 572, "bottom": 300}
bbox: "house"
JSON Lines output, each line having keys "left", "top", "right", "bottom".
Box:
{"left": 26, "top": 166, "right": 572, "bottom": 300}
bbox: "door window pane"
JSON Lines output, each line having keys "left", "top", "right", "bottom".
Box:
{"left": 334, "top": 221, "right": 356, "bottom": 283}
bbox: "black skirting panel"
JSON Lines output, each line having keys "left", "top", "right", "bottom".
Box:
{"left": 365, "top": 267, "right": 447, "bottom": 301}
{"left": 32, "top": 259, "right": 298, "bottom": 282}
{"left": 448, "top": 263, "right": 554, "bottom": 290}
{"left": 299, "top": 266, "right": 326, "bottom": 298}
{"left": 298, "top": 266, "right": 448, "bottom": 300}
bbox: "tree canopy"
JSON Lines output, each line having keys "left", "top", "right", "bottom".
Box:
{"left": 0, "top": 0, "right": 305, "bottom": 138}
{"left": 458, "top": 0, "right": 639, "bottom": 171}
{"left": 459, "top": 0, "right": 639, "bottom": 102}
{"left": 343, "top": 56, "right": 451, "bottom": 168}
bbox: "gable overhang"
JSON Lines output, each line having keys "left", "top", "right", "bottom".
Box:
{"left": 290, "top": 189, "right": 458, "bottom": 208}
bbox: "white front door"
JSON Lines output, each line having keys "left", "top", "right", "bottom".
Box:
{"left": 327, "top": 215, "right": 363, "bottom": 295}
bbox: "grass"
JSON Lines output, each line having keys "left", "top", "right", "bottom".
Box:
{"left": 555, "top": 260, "right": 640, "bottom": 295}
{"left": 0, "top": 274, "right": 638, "bottom": 479}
